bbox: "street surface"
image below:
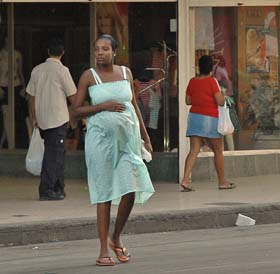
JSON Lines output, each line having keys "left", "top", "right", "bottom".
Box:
{"left": 1, "top": 223, "right": 280, "bottom": 274}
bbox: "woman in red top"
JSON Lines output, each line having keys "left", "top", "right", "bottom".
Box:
{"left": 180, "top": 55, "right": 236, "bottom": 191}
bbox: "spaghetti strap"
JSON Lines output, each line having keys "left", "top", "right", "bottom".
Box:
{"left": 90, "top": 68, "right": 103, "bottom": 84}
{"left": 121, "top": 66, "right": 127, "bottom": 80}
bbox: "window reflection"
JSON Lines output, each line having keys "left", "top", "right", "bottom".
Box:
{"left": 195, "top": 6, "right": 280, "bottom": 150}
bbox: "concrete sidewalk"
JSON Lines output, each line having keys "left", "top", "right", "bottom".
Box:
{"left": 1, "top": 175, "right": 280, "bottom": 246}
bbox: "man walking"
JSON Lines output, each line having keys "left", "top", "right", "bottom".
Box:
{"left": 27, "top": 37, "right": 76, "bottom": 201}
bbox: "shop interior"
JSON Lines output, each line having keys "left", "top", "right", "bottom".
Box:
{"left": 0, "top": 2, "right": 178, "bottom": 152}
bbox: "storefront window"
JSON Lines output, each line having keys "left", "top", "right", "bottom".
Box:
{"left": 195, "top": 6, "right": 280, "bottom": 150}
{"left": 0, "top": 3, "right": 90, "bottom": 150}
{"left": 0, "top": 2, "right": 177, "bottom": 153}
{"left": 97, "top": 2, "right": 178, "bottom": 152}
{"left": 129, "top": 3, "right": 177, "bottom": 152}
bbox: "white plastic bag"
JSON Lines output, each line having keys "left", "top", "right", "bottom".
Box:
{"left": 25, "top": 128, "right": 44, "bottom": 176}
{"left": 218, "top": 102, "right": 234, "bottom": 135}
{"left": 141, "top": 139, "right": 152, "bottom": 162}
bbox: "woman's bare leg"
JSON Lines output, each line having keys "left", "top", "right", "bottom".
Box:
{"left": 207, "top": 138, "right": 232, "bottom": 186}
{"left": 111, "top": 192, "right": 135, "bottom": 247}
{"left": 180, "top": 136, "right": 203, "bottom": 187}
{"left": 97, "top": 201, "right": 111, "bottom": 258}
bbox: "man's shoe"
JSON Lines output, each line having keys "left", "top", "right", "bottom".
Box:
{"left": 39, "top": 191, "right": 64, "bottom": 201}
{"left": 55, "top": 189, "right": 66, "bottom": 198}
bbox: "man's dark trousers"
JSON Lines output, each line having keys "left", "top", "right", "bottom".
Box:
{"left": 39, "top": 123, "right": 67, "bottom": 197}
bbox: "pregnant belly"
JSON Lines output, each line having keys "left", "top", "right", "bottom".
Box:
{"left": 87, "top": 111, "right": 136, "bottom": 138}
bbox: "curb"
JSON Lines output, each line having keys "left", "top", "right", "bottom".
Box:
{"left": 1, "top": 203, "right": 280, "bottom": 247}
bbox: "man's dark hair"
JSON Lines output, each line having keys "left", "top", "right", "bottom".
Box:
{"left": 48, "top": 37, "right": 64, "bottom": 56}
{"left": 96, "top": 34, "right": 118, "bottom": 51}
{"left": 199, "top": 55, "right": 213, "bottom": 75}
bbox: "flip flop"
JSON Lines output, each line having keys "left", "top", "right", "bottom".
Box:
{"left": 218, "top": 183, "right": 236, "bottom": 190}
{"left": 180, "top": 184, "right": 195, "bottom": 192}
{"left": 109, "top": 240, "right": 130, "bottom": 263}
{"left": 96, "top": 257, "right": 115, "bottom": 266}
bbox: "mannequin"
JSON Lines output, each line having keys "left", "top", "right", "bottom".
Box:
{"left": 0, "top": 36, "right": 29, "bottom": 148}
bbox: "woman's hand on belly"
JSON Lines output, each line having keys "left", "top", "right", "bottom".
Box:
{"left": 101, "top": 100, "right": 125, "bottom": 112}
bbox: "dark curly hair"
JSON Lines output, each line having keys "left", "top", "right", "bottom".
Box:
{"left": 199, "top": 55, "right": 213, "bottom": 75}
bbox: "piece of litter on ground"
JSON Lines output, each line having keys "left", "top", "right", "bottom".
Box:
{"left": 32, "top": 246, "right": 39, "bottom": 250}
{"left": 235, "top": 213, "right": 256, "bottom": 226}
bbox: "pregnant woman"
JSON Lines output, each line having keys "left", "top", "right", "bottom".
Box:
{"left": 73, "top": 34, "right": 154, "bottom": 266}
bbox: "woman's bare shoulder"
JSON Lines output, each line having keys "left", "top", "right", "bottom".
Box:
{"left": 81, "top": 68, "right": 92, "bottom": 76}
{"left": 79, "top": 69, "right": 91, "bottom": 80}
{"left": 79, "top": 69, "right": 95, "bottom": 85}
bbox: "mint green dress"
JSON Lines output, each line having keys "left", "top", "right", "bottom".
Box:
{"left": 85, "top": 67, "right": 155, "bottom": 205}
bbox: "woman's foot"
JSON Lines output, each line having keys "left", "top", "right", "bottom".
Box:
{"left": 180, "top": 184, "right": 195, "bottom": 192}
{"left": 218, "top": 182, "right": 236, "bottom": 190}
{"left": 180, "top": 180, "right": 194, "bottom": 192}
{"left": 109, "top": 238, "right": 130, "bottom": 263}
{"left": 96, "top": 256, "right": 115, "bottom": 266}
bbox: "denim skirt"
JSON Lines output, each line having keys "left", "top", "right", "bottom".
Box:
{"left": 186, "top": 112, "right": 222, "bottom": 138}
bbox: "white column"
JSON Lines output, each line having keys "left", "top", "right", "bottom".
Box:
{"left": 178, "top": 0, "right": 195, "bottom": 182}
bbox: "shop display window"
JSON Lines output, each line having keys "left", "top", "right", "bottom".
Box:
{"left": 195, "top": 6, "right": 280, "bottom": 150}
{"left": 0, "top": 2, "right": 178, "bottom": 152}
{"left": 0, "top": 3, "right": 90, "bottom": 150}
